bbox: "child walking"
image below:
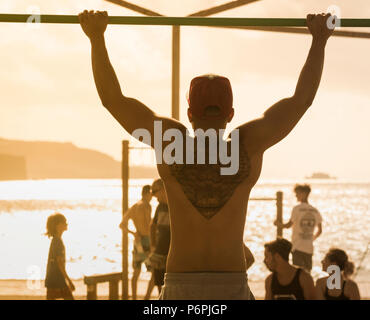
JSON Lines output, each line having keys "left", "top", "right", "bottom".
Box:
{"left": 45, "top": 213, "right": 75, "bottom": 300}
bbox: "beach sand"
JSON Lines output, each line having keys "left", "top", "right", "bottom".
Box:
{"left": 0, "top": 279, "right": 266, "bottom": 300}
{"left": 1, "top": 279, "right": 369, "bottom": 300}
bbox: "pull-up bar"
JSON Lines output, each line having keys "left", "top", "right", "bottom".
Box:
{"left": 0, "top": 14, "right": 370, "bottom": 27}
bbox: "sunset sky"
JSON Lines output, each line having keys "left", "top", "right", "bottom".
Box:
{"left": 0, "top": 0, "right": 369, "bottom": 180}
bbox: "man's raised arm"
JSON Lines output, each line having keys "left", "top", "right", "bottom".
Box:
{"left": 78, "top": 10, "right": 185, "bottom": 147}
{"left": 239, "top": 13, "right": 335, "bottom": 154}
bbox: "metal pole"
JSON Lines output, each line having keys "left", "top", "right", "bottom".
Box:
{"left": 121, "top": 140, "right": 129, "bottom": 300}
{"left": 276, "top": 191, "right": 283, "bottom": 238}
{"left": 172, "top": 26, "right": 180, "bottom": 120}
{"left": 1, "top": 14, "right": 369, "bottom": 27}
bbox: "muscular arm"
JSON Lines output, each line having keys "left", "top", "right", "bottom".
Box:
{"left": 79, "top": 11, "right": 186, "bottom": 148}
{"left": 238, "top": 14, "right": 334, "bottom": 154}
{"left": 300, "top": 271, "right": 318, "bottom": 300}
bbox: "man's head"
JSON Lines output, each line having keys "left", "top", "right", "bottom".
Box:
{"left": 141, "top": 185, "right": 152, "bottom": 203}
{"left": 187, "top": 74, "right": 234, "bottom": 130}
{"left": 264, "top": 238, "right": 292, "bottom": 272}
{"left": 151, "top": 179, "right": 167, "bottom": 204}
{"left": 294, "top": 184, "right": 311, "bottom": 202}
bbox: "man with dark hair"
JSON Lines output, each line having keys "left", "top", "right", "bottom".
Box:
{"left": 275, "top": 184, "right": 322, "bottom": 272}
{"left": 264, "top": 238, "right": 317, "bottom": 300}
{"left": 79, "top": 10, "right": 334, "bottom": 299}
{"left": 120, "top": 185, "right": 153, "bottom": 300}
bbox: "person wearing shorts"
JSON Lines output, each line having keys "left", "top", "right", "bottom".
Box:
{"left": 120, "top": 185, "right": 153, "bottom": 300}
{"left": 275, "top": 184, "right": 322, "bottom": 272}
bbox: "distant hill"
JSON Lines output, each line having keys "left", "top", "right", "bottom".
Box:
{"left": 0, "top": 138, "right": 158, "bottom": 180}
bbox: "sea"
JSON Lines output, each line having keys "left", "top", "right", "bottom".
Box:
{"left": 0, "top": 179, "right": 369, "bottom": 283}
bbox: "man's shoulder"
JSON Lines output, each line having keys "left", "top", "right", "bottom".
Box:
{"left": 298, "top": 267, "right": 314, "bottom": 285}
{"left": 133, "top": 200, "right": 150, "bottom": 213}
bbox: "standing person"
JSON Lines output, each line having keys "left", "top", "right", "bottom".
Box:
{"left": 275, "top": 184, "right": 322, "bottom": 272}
{"left": 316, "top": 248, "right": 361, "bottom": 300}
{"left": 264, "top": 238, "right": 317, "bottom": 300}
{"left": 45, "top": 213, "right": 75, "bottom": 300}
{"left": 119, "top": 185, "right": 153, "bottom": 300}
{"left": 148, "top": 179, "right": 170, "bottom": 296}
{"left": 79, "top": 11, "right": 335, "bottom": 299}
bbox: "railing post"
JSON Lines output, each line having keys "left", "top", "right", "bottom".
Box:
{"left": 122, "top": 140, "right": 129, "bottom": 300}
{"left": 276, "top": 191, "right": 283, "bottom": 238}
{"left": 87, "top": 284, "right": 97, "bottom": 300}
{"left": 172, "top": 25, "right": 180, "bottom": 120}
{"left": 109, "top": 280, "right": 119, "bottom": 300}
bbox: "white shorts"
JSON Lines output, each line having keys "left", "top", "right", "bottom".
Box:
{"left": 158, "top": 272, "right": 254, "bottom": 300}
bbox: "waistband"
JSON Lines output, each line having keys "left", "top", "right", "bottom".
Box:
{"left": 164, "top": 272, "right": 248, "bottom": 285}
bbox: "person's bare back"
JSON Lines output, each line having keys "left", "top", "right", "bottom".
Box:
{"left": 158, "top": 138, "right": 262, "bottom": 273}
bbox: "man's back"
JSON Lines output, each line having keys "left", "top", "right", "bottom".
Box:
{"left": 291, "top": 202, "right": 322, "bottom": 254}
{"left": 126, "top": 200, "right": 152, "bottom": 237}
{"left": 157, "top": 138, "right": 264, "bottom": 272}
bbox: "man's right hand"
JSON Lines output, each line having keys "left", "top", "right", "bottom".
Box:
{"left": 78, "top": 10, "right": 108, "bottom": 40}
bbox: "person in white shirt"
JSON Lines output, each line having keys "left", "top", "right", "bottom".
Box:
{"left": 275, "top": 184, "right": 322, "bottom": 272}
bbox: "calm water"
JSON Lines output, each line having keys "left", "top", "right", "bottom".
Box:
{"left": 0, "top": 179, "right": 369, "bottom": 282}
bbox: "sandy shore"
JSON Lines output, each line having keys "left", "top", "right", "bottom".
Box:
{"left": 0, "top": 279, "right": 368, "bottom": 300}
{"left": 0, "top": 279, "right": 265, "bottom": 300}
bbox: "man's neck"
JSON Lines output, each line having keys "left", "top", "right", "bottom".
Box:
{"left": 276, "top": 262, "right": 296, "bottom": 277}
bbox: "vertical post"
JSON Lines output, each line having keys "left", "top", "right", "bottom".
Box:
{"left": 121, "top": 140, "right": 129, "bottom": 300}
{"left": 86, "top": 284, "right": 97, "bottom": 300}
{"left": 109, "top": 280, "right": 119, "bottom": 300}
{"left": 172, "top": 26, "right": 180, "bottom": 120}
{"left": 276, "top": 191, "right": 283, "bottom": 238}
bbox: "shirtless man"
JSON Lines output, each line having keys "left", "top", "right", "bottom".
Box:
{"left": 119, "top": 185, "right": 153, "bottom": 300}
{"left": 79, "top": 11, "right": 335, "bottom": 299}
{"left": 264, "top": 238, "right": 317, "bottom": 300}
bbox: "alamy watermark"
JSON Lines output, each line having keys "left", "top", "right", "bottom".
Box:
{"left": 27, "top": 265, "right": 41, "bottom": 290}
{"left": 326, "top": 265, "right": 342, "bottom": 289}
{"left": 26, "top": 6, "right": 41, "bottom": 30}
{"left": 132, "top": 120, "right": 240, "bottom": 175}
{"left": 326, "top": 5, "right": 341, "bottom": 30}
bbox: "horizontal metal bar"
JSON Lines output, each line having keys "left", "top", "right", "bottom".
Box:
{"left": 211, "top": 25, "right": 370, "bottom": 39}
{"left": 0, "top": 14, "right": 370, "bottom": 27}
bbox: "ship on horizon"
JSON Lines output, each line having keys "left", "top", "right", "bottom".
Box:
{"left": 305, "top": 172, "right": 337, "bottom": 180}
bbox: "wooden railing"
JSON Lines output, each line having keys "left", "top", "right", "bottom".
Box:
{"left": 84, "top": 272, "right": 122, "bottom": 300}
